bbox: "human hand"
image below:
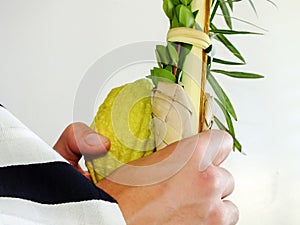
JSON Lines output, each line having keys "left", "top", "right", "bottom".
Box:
{"left": 97, "top": 130, "right": 238, "bottom": 225}
{"left": 53, "top": 122, "right": 110, "bottom": 180}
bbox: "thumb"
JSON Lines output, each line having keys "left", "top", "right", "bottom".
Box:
{"left": 197, "top": 130, "right": 233, "bottom": 171}
{"left": 53, "top": 122, "right": 110, "bottom": 165}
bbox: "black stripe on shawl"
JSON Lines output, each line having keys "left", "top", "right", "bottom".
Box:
{"left": 0, "top": 162, "right": 116, "bottom": 204}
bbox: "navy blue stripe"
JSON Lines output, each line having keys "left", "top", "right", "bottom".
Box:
{"left": 0, "top": 162, "right": 116, "bottom": 204}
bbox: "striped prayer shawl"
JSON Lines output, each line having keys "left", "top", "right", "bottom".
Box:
{"left": 0, "top": 106, "right": 126, "bottom": 225}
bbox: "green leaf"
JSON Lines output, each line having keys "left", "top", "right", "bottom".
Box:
{"left": 180, "top": 0, "right": 192, "bottom": 6}
{"left": 213, "top": 13, "right": 268, "bottom": 32}
{"left": 229, "top": 15, "right": 268, "bottom": 32}
{"left": 210, "top": 0, "right": 220, "bottom": 22}
{"left": 171, "top": 13, "right": 181, "bottom": 28}
{"left": 155, "top": 51, "right": 163, "bottom": 68}
{"left": 219, "top": 0, "right": 232, "bottom": 29}
{"left": 193, "top": 10, "right": 199, "bottom": 19}
{"left": 176, "top": 5, "right": 195, "bottom": 28}
{"left": 165, "top": 65, "right": 173, "bottom": 73}
{"left": 167, "top": 42, "right": 179, "bottom": 65}
{"left": 214, "top": 98, "right": 235, "bottom": 137}
{"left": 214, "top": 116, "right": 242, "bottom": 151}
{"left": 211, "top": 69, "right": 264, "bottom": 79}
{"left": 213, "top": 116, "right": 227, "bottom": 132}
{"left": 233, "top": 137, "right": 242, "bottom": 152}
{"left": 228, "top": 0, "right": 233, "bottom": 10}
{"left": 151, "top": 67, "right": 176, "bottom": 82}
{"left": 216, "top": 33, "right": 245, "bottom": 62}
{"left": 178, "top": 43, "right": 192, "bottom": 70}
{"left": 163, "top": 0, "right": 174, "bottom": 19}
{"left": 148, "top": 66, "right": 177, "bottom": 87}
{"left": 171, "top": 0, "right": 181, "bottom": 5}
{"left": 213, "top": 58, "right": 245, "bottom": 65}
{"left": 210, "top": 29, "right": 263, "bottom": 35}
{"left": 266, "top": 0, "right": 278, "bottom": 8}
{"left": 248, "top": 0, "right": 258, "bottom": 16}
{"left": 146, "top": 76, "right": 160, "bottom": 87}
{"left": 211, "top": 23, "right": 245, "bottom": 63}
{"left": 207, "top": 72, "right": 237, "bottom": 120}
{"left": 156, "top": 45, "right": 170, "bottom": 65}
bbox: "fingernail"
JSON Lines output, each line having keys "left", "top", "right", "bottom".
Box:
{"left": 84, "top": 133, "right": 109, "bottom": 148}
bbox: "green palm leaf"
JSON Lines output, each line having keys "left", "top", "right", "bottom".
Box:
{"left": 227, "top": 0, "right": 233, "bottom": 10}
{"left": 211, "top": 24, "right": 245, "bottom": 63}
{"left": 219, "top": 0, "right": 232, "bottom": 29}
{"left": 207, "top": 72, "right": 237, "bottom": 120}
{"left": 210, "top": 0, "right": 220, "bottom": 22}
{"left": 211, "top": 69, "right": 264, "bottom": 79}
{"left": 214, "top": 116, "right": 242, "bottom": 151}
{"left": 212, "top": 58, "right": 245, "bottom": 65}
{"left": 220, "top": 14, "right": 268, "bottom": 32}
{"left": 215, "top": 98, "right": 235, "bottom": 137}
{"left": 210, "top": 29, "right": 263, "bottom": 35}
{"left": 248, "top": 0, "right": 258, "bottom": 16}
{"left": 266, "top": 0, "right": 278, "bottom": 8}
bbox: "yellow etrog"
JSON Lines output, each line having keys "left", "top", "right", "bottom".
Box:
{"left": 86, "top": 79, "right": 155, "bottom": 183}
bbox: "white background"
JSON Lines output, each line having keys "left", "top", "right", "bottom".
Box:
{"left": 0, "top": 0, "right": 299, "bottom": 224}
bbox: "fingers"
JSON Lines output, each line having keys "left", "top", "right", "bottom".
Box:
{"left": 195, "top": 131, "right": 237, "bottom": 225}
{"left": 222, "top": 200, "right": 239, "bottom": 225}
{"left": 219, "top": 167, "right": 235, "bottom": 199}
{"left": 198, "top": 130, "right": 233, "bottom": 171}
{"left": 209, "top": 200, "right": 239, "bottom": 225}
{"left": 199, "top": 165, "right": 235, "bottom": 200}
{"left": 73, "top": 122, "right": 110, "bottom": 157}
{"left": 53, "top": 122, "right": 110, "bottom": 165}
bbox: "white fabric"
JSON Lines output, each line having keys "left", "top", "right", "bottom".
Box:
{"left": 0, "top": 198, "right": 125, "bottom": 225}
{"left": 0, "top": 107, "right": 66, "bottom": 167}
{"left": 0, "top": 107, "right": 126, "bottom": 225}
{"left": 0, "top": 126, "right": 67, "bottom": 167}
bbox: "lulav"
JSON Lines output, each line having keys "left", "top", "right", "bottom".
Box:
{"left": 86, "top": 0, "right": 273, "bottom": 183}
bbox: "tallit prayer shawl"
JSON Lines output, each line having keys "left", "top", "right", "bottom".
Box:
{"left": 0, "top": 106, "right": 126, "bottom": 225}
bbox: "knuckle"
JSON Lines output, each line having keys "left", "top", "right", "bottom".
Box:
{"left": 65, "top": 123, "right": 80, "bottom": 135}
{"left": 209, "top": 206, "right": 227, "bottom": 225}
{"left": 69, "top": 122, "right": 84, "bottom": 131}
{"left": 67, "top": 122, "right": 89, "bottom": 137}
{"left": 213, "top": 201, "right": 239, "bottom": 225}
{"left": 230, "top": 202, "right": 240, "bottom": 224}
{"left": 222, "top": 167, "right": 235, "bottom": 186}
{"left": 213, "top": 130, "right": 233, "bottom": 151}
{"left": 201, "top": 167, "right": 222, "bottom": 190}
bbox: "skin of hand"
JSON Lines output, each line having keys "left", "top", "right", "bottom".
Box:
{"left": 97, "top": 130, "right": 239, "bottom": 225}
{"left": 54, "top": 124, "right": 238, "bottom": 224}
{"left": 53, "top": 122, "right": 110, "bottom": 180}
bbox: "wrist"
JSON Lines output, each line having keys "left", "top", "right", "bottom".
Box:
{"left": 97, "top": 178, "right": 167, "bottom": 224}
